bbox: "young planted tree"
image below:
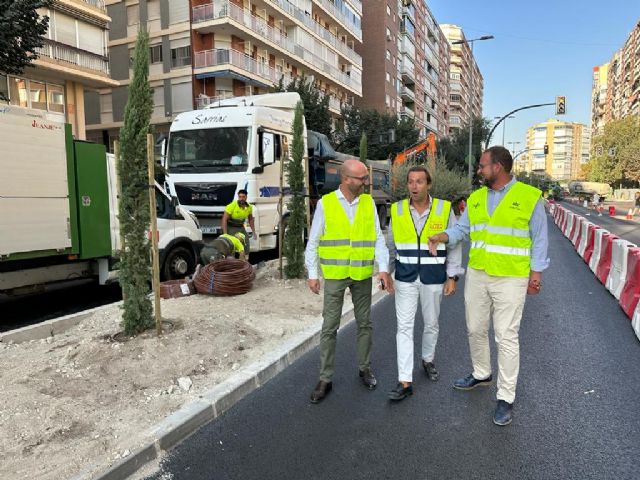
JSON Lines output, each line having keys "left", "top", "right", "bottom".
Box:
{"left": 118, "top": 30, "right": 154, "bottom": 335}
{"left": 359, "top": 132, "right": 368, "bottom": 165}
{"left": 283, "top": 101, "right": 307, "bottom": 279}
{"left": 0, "top": 0, "right": 53, "bottom": 100}
{"left": 276, "top": 75, "right": 332, "bottom": 139}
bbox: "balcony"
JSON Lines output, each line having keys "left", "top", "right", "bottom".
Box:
{"left": 400, "top": 86, "right": 415, "bottom": 103}
{"left": 34, "top": 38, "right": 113, "bottom": 85}
{"left": 400, "top": 105, "right": 415, "bottom": 119}
{"left": 313, "top": 0, "right": 362, "bottom": 42}
{"left": 192, "top": 1, "right": 361, "bottom": 95}
{"left": 400, "top": 59, "right": 415, "bottom": 85}
{"left": 195, "top": 48, "right": 286, "bottom": 87}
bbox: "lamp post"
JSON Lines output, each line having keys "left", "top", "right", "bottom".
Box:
{"left": 507, "top": 141, "right": 521, "bottom": 158}
{"left": 494, "top": 115, "right": 514, "bottom": 146}
{"left": 452, "top": 34, "right": 494, "bottom": 179}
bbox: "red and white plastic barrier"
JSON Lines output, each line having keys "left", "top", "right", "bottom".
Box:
{"left": 564, "top": 212, "right": 575, "bottom": 237}
{"left": 589, "top": 229, "right": 609, "bottom": 273}
{"left": 570, "top": 216, "right": 584, "bottom": 247}
{"left": 595, "top": 233, "right": 619, "bottom": 284}
{"left": 577, "top": 220, "right": 593, "bottom": 257}
{"left": 583, "top": 224, "right": 601, "bottom": 263}
{"left": 619, "top": 247, "right": 640, "bottom": 319}
{"left": 606, "top": 239, "right": 637, "bottom": 300}
{"left": 632, "top": 303, "right": 640, "bottom": 341}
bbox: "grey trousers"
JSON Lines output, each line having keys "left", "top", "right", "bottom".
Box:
{"left": 319, "top": 277, "right": 373, "bottom": 382}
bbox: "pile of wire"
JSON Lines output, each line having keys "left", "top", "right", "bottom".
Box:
{"left": 193, "top": 259, "right": 255, "bottom": 296}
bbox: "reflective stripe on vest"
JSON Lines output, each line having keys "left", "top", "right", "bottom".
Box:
{"left": 318, "top": 191, "right": 376, "bottom": 280}
{"left": 467, "top": 182, "right": 541, "bottom": 277}
{"left": 391, "top": 197, "right": 450, "bottom": 284}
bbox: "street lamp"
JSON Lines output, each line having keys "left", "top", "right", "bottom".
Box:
{"left": 494, "top": 115, "right": 515, "bottom": 146}
{"left": 507, "top": 141, "right": 521, "bottom": 158}
{"left": 451, "top": 35, "right": 494, "bottom": 179}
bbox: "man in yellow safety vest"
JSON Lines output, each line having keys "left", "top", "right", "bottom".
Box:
{"left": 222, "top": 189, "right": 256, "bottom": 258}
{"left": 428, "top": 146, "right": 549, "bottom": 426}
{"left": 304, "top": 159, "right": 393, "bottom": 404}
{"left": 387, "top": 165, "right": 463, "bottom": 401}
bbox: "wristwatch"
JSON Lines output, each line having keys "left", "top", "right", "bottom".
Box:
{"left": 448, "top": 275, "right": 459, "bottom": 282}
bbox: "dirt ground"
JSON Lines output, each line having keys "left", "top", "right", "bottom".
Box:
{"left": 0, "top": 260, "right": 325, "bottom": 480}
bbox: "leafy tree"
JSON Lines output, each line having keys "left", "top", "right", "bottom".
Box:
{"left": 333, "top": 105, "right": 420, "bottom": 159}
{"left": 587, "top": 116, "right": 640, "bottom": 186}
{"left": 283, "top": 101, "right": 306, "bottom": 278}
{"left": 0, "top": 0, "right": 53, "bottom": 100}
{"left": 276, "top": 75, "right": 332, "bottom": 139}
{"left": 118, "top": 30, "right": 154, "bottom": 335}
{"left": 359, "top": 132, "right": 368, "bottom": 165}
{"left": 436, "top": 116, "right": 492, "bottom": 173}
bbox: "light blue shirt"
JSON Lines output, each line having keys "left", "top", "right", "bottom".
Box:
{"left": 445, "top": 176, "right": 550, "bottom": 272}
{"left": 304, "top": 188, "right": 390, "bottom": 280}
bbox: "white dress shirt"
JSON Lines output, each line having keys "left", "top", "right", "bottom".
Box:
{"left": 387, "top": 196, "right": 464, "bottom": 278}
{"left": 304, "top": 188, "right": 390, "bottom": 280}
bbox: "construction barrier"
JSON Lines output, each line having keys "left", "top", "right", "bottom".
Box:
{"left": 632, "top": 302, "right": 640, "bottom": 341}
{"left": 606, "top": 239, "right": 637, "bottom": 300}
{"left": 564, "top": 212, "right": 575, "bottom": 237}
{"left": 583, "top": 224, "right": 601, "bottom": 263}
{"left": 595, "top": 233, "right": 619, "bottom": 284}
{"left": 589, "top": 229, "right": 609, "bottom": 273}
{"left": 570, "top": 216, "right": 584, "bottom": 247}
{"left": 619, "top": 247, "right": 640, "bottom": 319}
{"left": 577, "top": 220, "right": 593, "bottom": 257}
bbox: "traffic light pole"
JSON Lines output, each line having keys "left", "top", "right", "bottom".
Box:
{"left": 486, "top": 102, "right": 556, "bottom": 147}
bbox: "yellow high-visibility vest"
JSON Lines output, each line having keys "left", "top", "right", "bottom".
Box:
{"left": 318, "top": 191, "right": 376, "bottom": 280}
{"left": 468, "top": 182, "right": 541, "bottom": 277}
{"left": 391, "top": 198, "right": 450, "bottom": 284}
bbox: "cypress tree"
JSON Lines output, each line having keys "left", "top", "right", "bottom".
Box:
{"left": 118, "top": 30, "right": 154, "bottom": 335}
{"left": 283, "top": 101, "right": 307, "bottom": 279}
{"left": 359, "top": 132, "right": 368, "bottom": 165}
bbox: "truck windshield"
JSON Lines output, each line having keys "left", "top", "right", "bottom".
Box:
{"left": 167, "top": 127, "right": 251, "bottom": 173}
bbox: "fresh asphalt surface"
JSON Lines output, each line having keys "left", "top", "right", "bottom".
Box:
{"left": 145, "top": 211, "right": 640, "bottom": 480}
{"left": 559, "top": 200, "right": 640, "bottom": 246}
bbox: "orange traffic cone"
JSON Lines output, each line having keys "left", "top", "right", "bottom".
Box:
{"left": 627, "top": 208, "right": 634, "bottom": 220}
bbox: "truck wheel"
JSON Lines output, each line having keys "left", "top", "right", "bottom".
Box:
{"left": 378, "top": 205, "right": 388, "bottom": 230}
{"left": 163, "top": 246, "right": 195, "bottom": 280}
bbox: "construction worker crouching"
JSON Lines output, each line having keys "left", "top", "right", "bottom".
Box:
{"left": 200, "top": 232, "right": 246, "bottom": 264}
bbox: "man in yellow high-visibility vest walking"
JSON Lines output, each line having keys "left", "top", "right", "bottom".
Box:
{"left": 304, "top": 159, "right": 393, "bottom": 404}
{"left": 429, "top": 146, "right": 549, "bottom": 426}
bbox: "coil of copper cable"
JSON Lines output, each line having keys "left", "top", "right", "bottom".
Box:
{"left": 193, "top": 259, "right": 255, "bottom": 296}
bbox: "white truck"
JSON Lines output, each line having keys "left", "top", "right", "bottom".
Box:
{"left": 0, "top": 106, "right": 203, "bottom": 296}
{"left": 164, "top": 92, "right": 307, "bottom": 252}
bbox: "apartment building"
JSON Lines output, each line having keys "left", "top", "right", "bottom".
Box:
{"left": 0, "top": 0, "right": 117, "bottom": 140}
{"left": 191, "top": 0, "right": 363, "bottom": 116}
{"left": 521, "top": 119, "right": 590, "bottom": 181}
{"left": 440, "top": 24, "right": 483, "bottom": 135}
{"left": 86, "top": 0, "right": 363, "bottom": 147}
{"left": 358, "top": 0, "right": 450, "bottom": 139}
{"left": 590, "top": 63, "right": 608, "bottom": 138}
{"left": 85, "top": 0, "right": 194, "bottom": 147}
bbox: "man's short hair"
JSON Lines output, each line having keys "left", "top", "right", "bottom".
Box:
{"left": 484, "top": 146, "right": 513, "bottom": 173}
{"left": 406, "top": 165, "right": 432, "bottom": 184}
{"left": 237, "top": 189, "right": 248, "bottom": 196}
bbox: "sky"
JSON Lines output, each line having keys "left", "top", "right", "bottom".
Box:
{"left": 428, "top": 0, "right": 639, "bottom": 153}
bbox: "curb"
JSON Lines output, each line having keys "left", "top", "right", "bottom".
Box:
{"left": 77, "top": 287, "right": 389, "bottom": 480}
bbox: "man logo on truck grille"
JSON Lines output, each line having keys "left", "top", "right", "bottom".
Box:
{"left": 192, "top": 192, "right": 217, "bottom": 201}
{"left": 82, "top": 196, "right": 91, "bottom": 206}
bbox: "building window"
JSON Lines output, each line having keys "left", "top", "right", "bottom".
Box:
{"left": 385, "top": 94, "right": 390, "bottom": 107}
{"left": 386, "top": 4, "right": 391, "bottom": 16}
{"left": 127, "top": 5, "right": 139, "bottom": 26}
{"left": 171, "top": 46, "right": 191, "bottom": 68}
{"left": 7, "top": 76, "right": 65, "bottom": 113}
{"left": 48, "top": 83, "right": 65, "bottom": 113}
{"left": 386, "top": 49, "right": 391, "bottom": 61}
{"left": 386, "top": 71, "right": 391, "bottom": 83}
{"left": 150, "top": 45, "right": 163, "bottom": 64}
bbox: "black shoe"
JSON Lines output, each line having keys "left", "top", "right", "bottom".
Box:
{"left": 388, "top": 382, "right": 413, "bottom": 401}
{"left": 493, "top": 400, "right": 514, "bottom": 426}
{"left": 453, "top": 373, "right": 493, "bottom": 390}
{"left": 422, "top": 361, "right": 439, "bottom": 381}
{"left": 310, "top": 380, "right": 332, "bottom": 404}
{"left": 359, "top": 368, "right": 377, "bottom": 389}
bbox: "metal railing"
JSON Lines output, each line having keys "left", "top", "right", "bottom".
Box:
{"left": 192, "top": 1, "right": 360, "bottom": 93}
{"left": 34, "top": 38, "right": 109, "bottom": 75}
{"left": 74, "top": 0, "right": 106, "bottom": 10}
{"left": 313, "top": 0, "right": 362, "bottom": 42}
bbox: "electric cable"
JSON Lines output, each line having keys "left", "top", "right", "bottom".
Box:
{"left": 193, "top": 259, "right": 255, "bottom": 296}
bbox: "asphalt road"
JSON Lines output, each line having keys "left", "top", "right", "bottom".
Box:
{"left": 559, "top": 200, "right": 640, "bottom": 245}
{"left": 144, "top": 213, "right": 640, "bottom": 480}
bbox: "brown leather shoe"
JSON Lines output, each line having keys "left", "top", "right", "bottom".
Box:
{"left": 310, "top": 380, "right": 332, "bottom": 404}
{"left": 359, "top": 368, "right": 377, "bottom": 389}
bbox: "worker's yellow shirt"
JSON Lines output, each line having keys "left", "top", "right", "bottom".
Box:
{"left": 225, "top": 200, "right": 253, "bottom": 221}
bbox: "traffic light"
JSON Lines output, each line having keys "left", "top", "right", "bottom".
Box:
{"left": 543, "top": 144, "right": 549, "bottom": 155}
{"left": 556, "top": 96, "right": 566, "bottom": 115}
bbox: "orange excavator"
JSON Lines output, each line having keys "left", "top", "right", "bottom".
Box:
{"left": 394, "top": 132, "right": 437, "bottom": 165}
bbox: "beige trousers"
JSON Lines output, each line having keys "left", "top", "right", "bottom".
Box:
{"left": 464, "top": 268, "right": 529, "bottom": 404}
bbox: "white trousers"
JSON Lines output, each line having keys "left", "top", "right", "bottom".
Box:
{"left": 464, "top": 268, "right": 529, "bottom": 404}
{"left": 395, "top": 277, "right": 444, "bottom": 383}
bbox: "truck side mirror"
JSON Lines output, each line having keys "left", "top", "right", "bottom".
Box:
{"left": 252, "top": 166, "right": 264, "bottom": 174}
{"left": 170, "top": 195, "right": 179, "bottom": 216}
{"left": 258, "top": 130, "right": 264, "bottom": 165}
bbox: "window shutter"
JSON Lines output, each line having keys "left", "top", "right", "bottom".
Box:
{"left": 78, "top": 22, "right": 104, "bottom": 55}
{"left": 169, "top": 0, "right": 189, "bottom": 24}
{"left": 171, "top": 82, "right": 192, "bottom": 114}
{"left": 54, "top": 12, "right": 77, "bottom": 47}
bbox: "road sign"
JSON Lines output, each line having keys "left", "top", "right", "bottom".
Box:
{"left": 556, "top": 96, "right": 566, "bottom": 115}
